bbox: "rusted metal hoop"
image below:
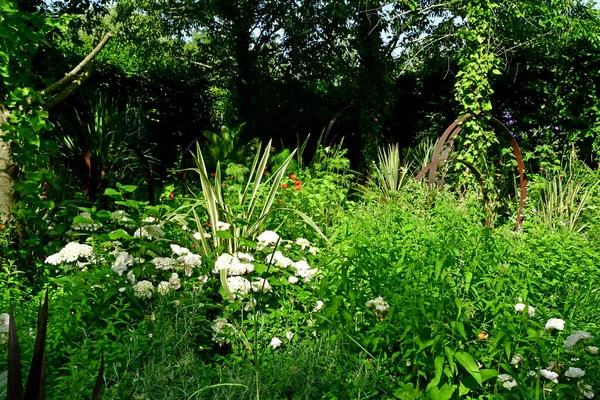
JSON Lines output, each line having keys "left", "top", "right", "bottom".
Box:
{"left": 415, "top": 114, "right": 528, "bottom": 230}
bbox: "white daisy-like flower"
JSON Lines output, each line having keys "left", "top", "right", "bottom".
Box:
{"left": 133, "top": 280, "right": 154, "bottom": 299}
{"left": 540, "top": 369, "right": 559, "bottom": 383}
{"left": 270, "top": 336, "right": 283, "bottom": 349}
{"left": 564, "top": 331, "right": 594, "bottom": 350}
{"left": 564, "top": 367, "right": 585, "bottom": 378}
{"left": 157, "top": 281, "right": 171, "bottom": 295}
{"left": 257, "top": 230, "right": 280, "bottom": 249}
{"left": 545, "top": 318, "right": 565, "bottom": 332}
{"left": 514, "top": 303, "right": 535, "bottom": 318}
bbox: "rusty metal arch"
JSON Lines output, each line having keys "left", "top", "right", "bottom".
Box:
{"left": 415, "top": 114, "right": 527, "bottom": 229}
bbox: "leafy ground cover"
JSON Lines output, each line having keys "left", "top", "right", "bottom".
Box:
{"left": 1, "top": 143, "right": 599, "bottom": 400}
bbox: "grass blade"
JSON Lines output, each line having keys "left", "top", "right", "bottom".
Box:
{"left": 91, "top": 353, "right": 105, "bottom": 400}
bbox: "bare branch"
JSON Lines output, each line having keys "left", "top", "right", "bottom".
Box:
{"left": 42, "top": 66, "right": 93, "bottom": 110}
{"left": 39, "top": 32, "right": 113, "bottom": 98}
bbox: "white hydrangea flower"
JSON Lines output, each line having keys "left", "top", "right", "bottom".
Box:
{"left": 216, "top": 221, "right": 230, "bottom": 231}
{"left": 177, "top": 253, "right": 202, "bottom": 276}
{"left": 227, "top": 276, "right": 252, "bottom": 298}
{"left": 170, "top": 244, "right": 190, "bottom": 256}
{"left": 151, "top": 257, "right": 177, "bottom": 270}
{"left": 588, "top": 346, "right": 599, "bottom": 355}
{"left": 169, "top": 273, "right": 181, "bottom": 290}
{"left": 540, "top": 369, "right": 559, "bottom": 383}
{"left": 251, "top": 278, "right": 272, "bottom": 293}
{"left": 267, "top": 251, "right": 292, "bottom": 268}
{"left": 127, "top": 271, "right": 136, "bottom": 285}
{"left": 257, "top": 230, "right": 280, "bottom": 249}
{"left": 270, "top": 336, "right": 283, "bottom": 349}
{"left": 313, "top": 300, "right": 324, "bottom": 312}
{"left": 285, "top": 331, "right": 294, "bottom": 341}
{"left": 157, "top": 281, "right": 171, "bottom": 295}
{"left": 133, "top": 280, "right": 154, "bottom": 299}
{"left": 545, "top": 318, "right": 565, "bottom": 332}
{"left": 514, "top": 303, "right": 535, "bottom": 318}
{"left": 288, "top": 276, "right": 298, "bottom": 284}
{"left": 111, "top": 250, "right": 134, "bottom": 276}
{"left": 134, "top": 225, "right": 165, "bottom": 240}
{"left": 582, "top": 384, "right": 595, "bottom": 399}
{"left": 295, "top": 238, "right": 310, "bottom": 249}
{"left": 0, "top": 313, "right": 9, "bottom": 333}
{"left": 211, "top": 317, "right": 235, "bottom": 346}
{"left": 213, "top": 253, "right": 254, "bottom": 275}
{"left": 236, "top": 252, "right": 255, "bottom": 262}
{"left": 193, "top": 231, "right": 211, "bottom": 240}
{"left": 72, "top": 212, "right": 102, "bottom": 231}
{"left": 45, "top": 242, "right": 94, "bottom": 266}
{"left": 564, "top": 367, "right": 585, "bottom": 378}
{"left": 564, "top": 331, "right": 594, "bottom": 350}
{"left": 366, "top": 296, "right": 390, "bottom": 313}
{"left": 291, "top": 260, "right": 319, "bottom": 282}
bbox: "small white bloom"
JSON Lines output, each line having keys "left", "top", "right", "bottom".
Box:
{"left": 564, "top": 367, "right": 585, "bottom": 378}
{"left": 216, "top": 221, "right": 230, "bottom": 231}
{"left": 545, "top": 318, "right": 565, "bottom": 332}
{"left": 498, "top": 374, "right": 518, "bottom": 390}
{"left": 295, "top": 238, "right": 310, "bottom": 249}
{"left": 157, "top": 281, "right": 171, "bottom": 295}
{"left": 564, "top": 331, "right": 594, "bottom": 350}
{"left": 288, "top": 276, "right": 299, "bottom": 284}
{"left": 540, "top": 369, "right": 559, "bottom": 383}
{"left": 503, "top": 380, "right": 518, "bottom": 390}
{"left": 270, "top": 336, "right": 283, "bottom": 349}
{"left": 313, "top": 300, "right": 324, "bottom": 312}
{"left": 511, "top": 353, "right": 523, "bottom": 366}
{"left": 528, "top": 371, "right": 537, "bottom": 377}
{"left": 227, "top": 276, "right": 252, "bottom": 298}
{"left": 588, "top": 346, "right": 599, "bottom": 355}
{"left": 169, "top": 273, "right": 181, "bottom": 290}
{"left": 582, "top": 384, "right": 595, "bottom": 399}
{"left": 181, "top": 225, "right": 188, "bottom": 231}
{"left": 308, "top": 246, "right": 319, "bottom": 256}
{"left": 285, "top": 331, "right": 294, "bottom": 341}
{"left": 118, "top": 287, "right": 126, "bottom": 293}
{"left": 193, "top": 231, "right": 210, "bottom": 241}
{"left": 127, "top": 271, "right": 136, "bottom": 285}
{"left": 514, "top": 303, "right": 535, "bottom": 318}
{"left": 366, "top": 296, "right": 390, "bottom": 313}
{"left": 292, "top": 260, "right": 319, "bottom": 282}
{"left": 170, "top": 244, "right": 190, "bottom": 256}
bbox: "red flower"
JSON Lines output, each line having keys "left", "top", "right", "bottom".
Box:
{"left": 207, "top": 222, "right": 211, "bottom": 227}
{"left": 294, "top": 180, "right": 302, "bottom": 190}
{"left": 281, "top": 183, "right": 288, "bottom": 189}
{"left": 289, "top": 173, "right": 297, "bottom": 180}
{"left": 279, "top": 199, "right": 284, "bottom": 205}
{"left": 211, "top": 172, "right": 216, "bottom": 177}
{"left": 169, "top": 192, "right": 175, "bottom": 199}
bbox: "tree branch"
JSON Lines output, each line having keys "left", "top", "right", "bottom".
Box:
{"left": 39, "top": 32, "right": 113, "bottom": 98}
{"left": 42, "top": 66, "right": 93, "bottom": 110}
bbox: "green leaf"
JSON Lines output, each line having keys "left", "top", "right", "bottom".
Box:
{"left": 454, "top": 352, "right": 482, "bottom": 386}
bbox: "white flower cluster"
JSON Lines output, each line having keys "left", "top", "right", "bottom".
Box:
{"left": 151, "top": 257, "right": 177, "bottom": 270}
{"left": 213, "top": 253, "right": 255, "bottom": 275}
{"left": 582, "top": 384, "right": 595, "bottom": 399}
{"left": 295, "top": 237, "right": 319, "bottom": 255}
{"left": 545, "top": 318, "right": 565, "bottom": 332}
{"left": 193, "top": 231, "right": 211, "bottom": 241}
{"left": 72, "top": 212, "right": 102, "bottom": 231}
{"left": 257, "top": 230, "right": 279, "bottom": 250}
{"left": 267, "top": 251, "right": 292, "bottom": 268}
{"left": 565, "top": 367, "right": 586, "bottom": 378}
{"left": 227, "top": 276, "right": 252, "bottom": 298}
{"left": 216, "top": 221, "right": 230, "bottom": 231}
{"left": 540, "top": 368, "right": 559, "bottom": 383}
{"left": 111, "top": 250, "right": 134, "bottom": 276}
{"left": 291, "top": 260, "right": 319, "bottom": 282}
{"left": 251, "top": 278, "right": 272, "bottom": 293}
{"left": 514, "top": 303, "right": 535, "bottom": 318}
{"left": 211, "top": 318, "right": 235, "bottom": 345}
{"left": 366, "top": 296, "right": 390, "bottom": 313}
{"left": 157, "top": 273, "right": 182, "bottom": 295}
{"left": 45, "top": 242, "right": 94, "bottom": 266}
{"left": 270, "top": 336, "right": 283, "bottom": 349}
{"left": 111, "top": 210, "right": 132, "bottom": 223}
{"left": 134, "top": 225, "right": 165, "bottom": 240}
{"left": 497, "top": 374, "right": 518, "bottom": 390}
{"left": 133, "top": 280, "right": 154, "bottom": 299}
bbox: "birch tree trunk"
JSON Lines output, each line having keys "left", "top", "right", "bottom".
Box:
{"left": 0, "top": 106, "right": 13, "bottom": 223}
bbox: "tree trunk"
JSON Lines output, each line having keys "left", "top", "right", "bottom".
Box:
{"left": 0, "top": 105, "right": 14, "bottom": 223}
